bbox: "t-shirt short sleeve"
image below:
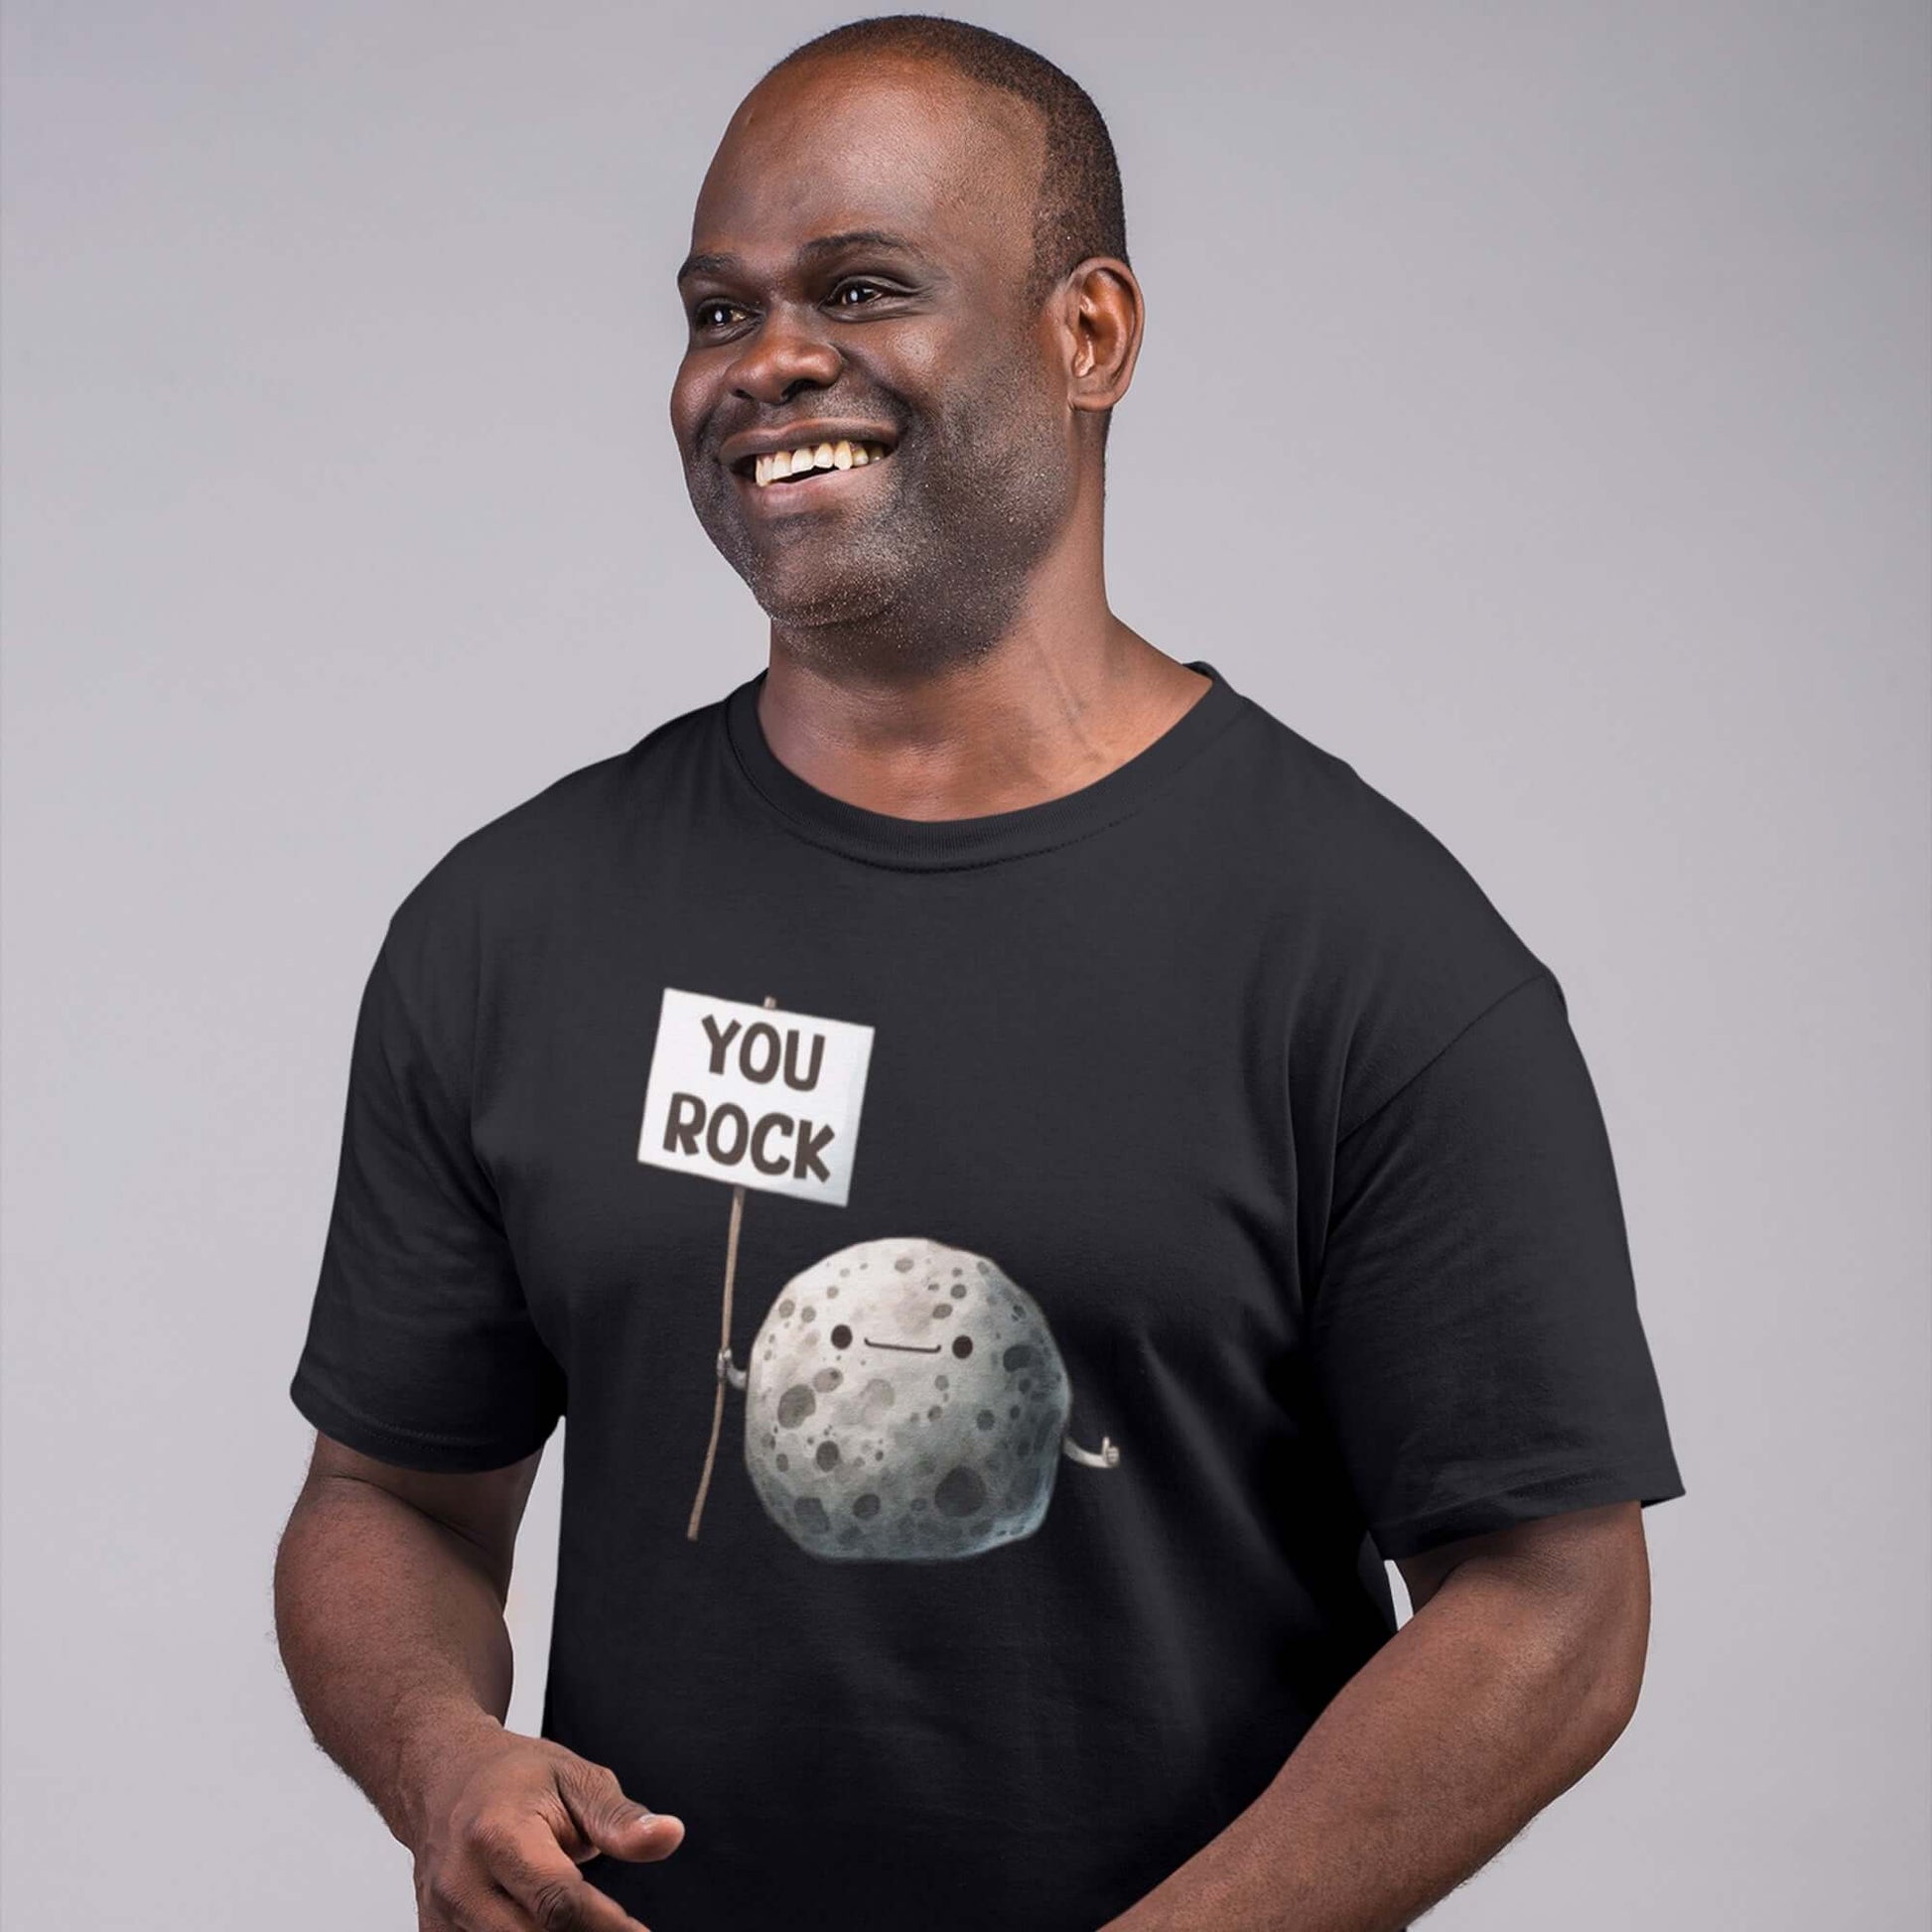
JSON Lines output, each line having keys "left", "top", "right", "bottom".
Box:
{"left": 1311, "top": 970, "right": 1684, "bottom": 1561}
{"left": 289, "top": 930, "right": 565, "bottom": 1472}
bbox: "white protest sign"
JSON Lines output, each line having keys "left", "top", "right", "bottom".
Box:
{"left": 638, "top": 988, "right": 875, "bottom": 1207}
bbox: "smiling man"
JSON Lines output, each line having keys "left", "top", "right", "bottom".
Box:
{"left": 276, "top": 16, "right": 1685, "bottom": 1932}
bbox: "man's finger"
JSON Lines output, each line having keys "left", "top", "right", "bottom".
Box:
{"left": 553, "top": 1757, "right": 686, "bottom": 1864}
{"left": 419, "top": 1865, "right": 562, "bottom": 1932}
{"left": 475, "top": 1813, "right": 655, "bottom": 1932}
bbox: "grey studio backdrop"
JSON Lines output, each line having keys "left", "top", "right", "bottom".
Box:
{"left": 3, "top": 3, "right": 1927, "bottom": 1926}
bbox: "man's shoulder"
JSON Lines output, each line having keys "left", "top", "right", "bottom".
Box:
{"left": 1233, "top": 692, "right": 1531, "bottom": 948}
{"left": 377, "top": 688, "right": 725, "bottom": 969}
{"left": 1228, "top": 691, "right": 1554, "bottom": 1126}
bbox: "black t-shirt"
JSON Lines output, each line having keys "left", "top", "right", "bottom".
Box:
{"left": 290, "top": 657, "right": 1684, "bottom": 1931}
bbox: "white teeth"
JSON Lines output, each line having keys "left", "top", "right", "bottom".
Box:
{"left": 751, "top": 441, "right": 892, "bottom": 486}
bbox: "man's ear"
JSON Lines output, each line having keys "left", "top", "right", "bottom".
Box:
{"left": 1058, "top": 257, "right": 1144, "bottom": 419}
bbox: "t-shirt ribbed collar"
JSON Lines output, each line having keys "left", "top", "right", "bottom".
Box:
{"left": 721, "top": 658, "right": 1246, "bottom": 872}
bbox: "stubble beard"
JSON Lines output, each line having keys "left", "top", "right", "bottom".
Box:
{"left": 695, "top": 379, "right": 1071, "bottom": 682}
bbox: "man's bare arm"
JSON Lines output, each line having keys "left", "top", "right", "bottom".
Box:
{"left": 274, "top": 1433, "right": 539, "bottom": 1843}
{"left": 1098, "top": 1500, "right": 1652, "bottom": 1932}
{"left": 274, "top": 1432, "right": 683, "bottom": 1931}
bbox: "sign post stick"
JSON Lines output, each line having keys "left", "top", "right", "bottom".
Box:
{"left": 685, "top": 994, "right": 777, "bottom": 1542}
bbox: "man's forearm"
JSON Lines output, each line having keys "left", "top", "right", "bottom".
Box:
{"left": 273, "top": 1475, "right": 513, "bottom": 1849}
{"left": 1099, "top": 1541, "right": 1647, "bottom": 1932}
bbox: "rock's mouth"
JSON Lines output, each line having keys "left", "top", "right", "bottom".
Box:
{"left": 865, "top": 1337, "right": 940, "bottom": 1353}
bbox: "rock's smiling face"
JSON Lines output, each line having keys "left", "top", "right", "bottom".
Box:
{"left": 823, "top": 1265, "right": 979, "bottom": 1364}
{"left": 744, "top": 1236, "right": 1070, "bottom": 1562}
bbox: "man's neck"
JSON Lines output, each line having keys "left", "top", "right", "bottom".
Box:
{"left": 753, "top": 615, "right": 1212, "bottom": 823}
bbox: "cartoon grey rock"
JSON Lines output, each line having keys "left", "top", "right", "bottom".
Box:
{"left": 719, "top": 1235, "right": 1120, "bottom": 1562}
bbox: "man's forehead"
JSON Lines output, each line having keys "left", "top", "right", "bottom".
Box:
{"left": 683, "top": 57, "right": 1042, "bottom": 279}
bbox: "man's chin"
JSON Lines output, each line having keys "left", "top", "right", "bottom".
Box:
{"left": 737, "top": 554, "right": 905, "bottom": 632}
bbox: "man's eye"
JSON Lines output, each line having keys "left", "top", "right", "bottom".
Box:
{"left": 831, "top": 281, "right": 888, "bottom": 309}
{"left": 691, "top": 300, "right": 744, "bottom": 329}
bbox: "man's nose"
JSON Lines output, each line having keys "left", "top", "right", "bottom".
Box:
{"left": 729, "top": 302, "right": 844, "bottom": 405}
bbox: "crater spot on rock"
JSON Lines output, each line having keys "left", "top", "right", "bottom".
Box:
{"left": 934, "top": 1465, "right": 988, "bottom": 1518}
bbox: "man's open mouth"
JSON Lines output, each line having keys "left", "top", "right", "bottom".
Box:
{"left": 740, "top": 440, "right": 894, "bottom": 489}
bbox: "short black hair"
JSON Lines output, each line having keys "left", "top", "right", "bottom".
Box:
{"left": 765, "top": 14, "right": 1130, "bottom": 316}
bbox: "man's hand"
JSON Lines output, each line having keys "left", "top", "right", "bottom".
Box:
{"left": 410, "top": 1717, "right": 684, "bottom": 1932}
{"left": 276, "top": 1437, "right": 683, "bottom": 1927}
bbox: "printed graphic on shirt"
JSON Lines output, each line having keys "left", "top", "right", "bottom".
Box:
{"left": 637, "top": 988, "right": 875, "bottom": 1208}
{"left": 730, "top": 1236, "right": 1120, "bottom": 1563}
{"left": 640, "top": 988, "right": 1120, "bottom": 1560}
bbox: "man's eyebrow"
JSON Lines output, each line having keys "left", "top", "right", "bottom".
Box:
{"left": 797, "top": 229, "right": 927, "bottom": 265}
{"left": 675, "top": 230, "right": 930, "bottom": 285}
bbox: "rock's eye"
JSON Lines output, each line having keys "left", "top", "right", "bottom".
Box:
{"left": 831, "top": 1324, "right": 853, "bottom": 1349}
{"left": 951, "top": 1334, "right": 974, "bottom": 1360}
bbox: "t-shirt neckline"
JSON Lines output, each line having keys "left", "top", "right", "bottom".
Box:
{"left": 722, "top": 658, "right": 1245, "bottom": 871}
